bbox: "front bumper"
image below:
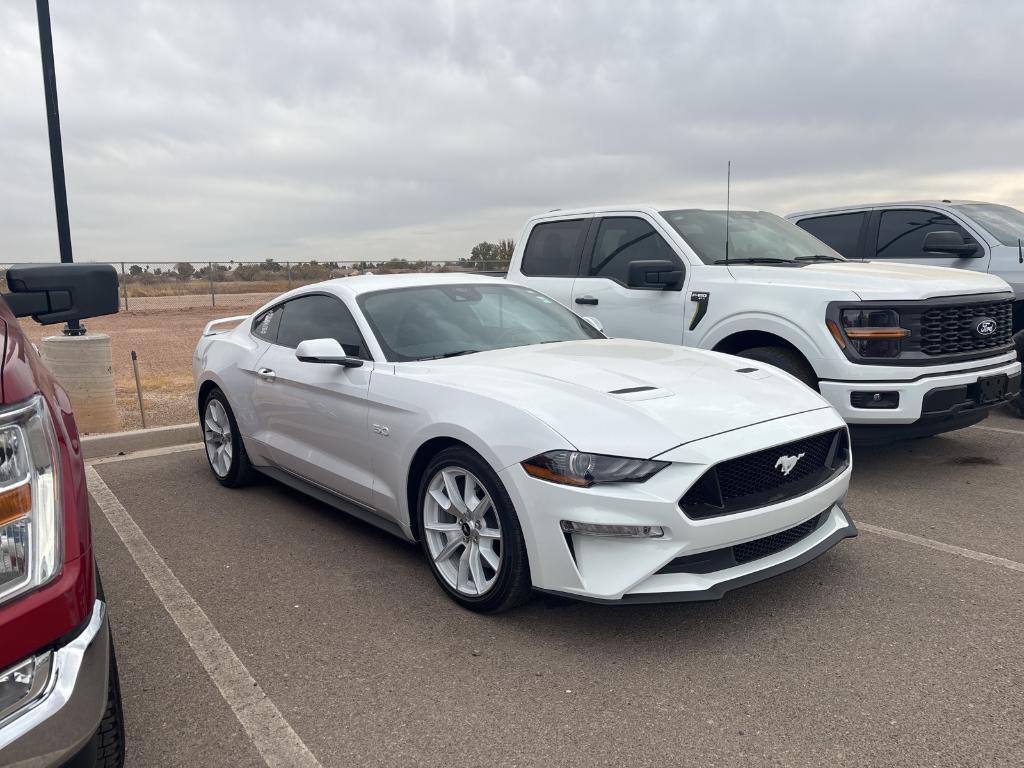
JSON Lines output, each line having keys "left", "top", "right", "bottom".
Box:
{"left": 0, "top": 600, "right": 109, "bottom": 768}
{"left": 819, "top": 357, "right": 1021, "bottom": 426}
{"left": 501, "top": 408, "right": 854, "bottom": 603}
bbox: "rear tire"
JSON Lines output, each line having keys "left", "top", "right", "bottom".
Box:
{"left": 201, "top": 388, "right": 255, "bottom": 487}
{"left": 737, "top": 346, "right": 818, "bottom": 390}
{"left": 417, "top": 447, "right": 532, "bottom": 613}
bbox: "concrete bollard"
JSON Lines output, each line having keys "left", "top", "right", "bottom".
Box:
{"left": 40, "top": 334, "right": 120, "bottom": 434}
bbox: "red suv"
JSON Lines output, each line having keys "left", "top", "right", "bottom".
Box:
{"left": 0, "top": 265, "right": 124, "bottom": 767}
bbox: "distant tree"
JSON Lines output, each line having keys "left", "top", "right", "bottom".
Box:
{"left": 470, "top": 241, "right": 498, "bottom": 262}
{"left": 128, "top": 264, "right": 144, "bottom": 276}
{"left": 153, "top": 267, "right": 163, "bottom": 276}
{"left": 175, "top": 262, "right": 195, "bottom": 281}
{"left": 262, "top": 258, "right": 283, "bottom": 273}
{"left": 495, "top": 239, "right": 515, "bottom": 261}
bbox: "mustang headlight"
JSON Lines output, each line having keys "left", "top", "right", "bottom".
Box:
{"left": 835, "top": 308, "right": 909, "bottom": 359}
{"left": 0, "top": 396, "right": 61, "bottom": 606}
{"left": 521, "top": 450, "right": 668, "bottom": 488}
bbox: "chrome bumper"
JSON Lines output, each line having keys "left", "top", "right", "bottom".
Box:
{"left": 0, "top": 600, "right": 109, "bottom": 768}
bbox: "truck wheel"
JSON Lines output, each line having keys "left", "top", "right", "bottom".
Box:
{"left": 1009, "top": 396, "right": 1024, "bottom": 418}
{"left": 64, "top": 630, "right": 125, "bottom": 768}
{"left": 737, "top": 346, "right": 818, "bottom": 390}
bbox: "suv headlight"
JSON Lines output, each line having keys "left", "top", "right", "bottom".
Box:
{"left": 522, "top": 450, "right": 668, "bottom": 487}
{"left": 832, "top": 308, "right": 910, "bottom": 359}
{"left": 0, "top": 396, "right": 61, "bottom": 606}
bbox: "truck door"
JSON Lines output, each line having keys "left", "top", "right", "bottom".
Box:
{"left": 512, "top": 217, "right": 592, "bottom": 308}
{"left": 868, "top": 208, "right": 992, "bottom": 273}
{"left": 570, "top": 214, "right": 688, "bottom": 344}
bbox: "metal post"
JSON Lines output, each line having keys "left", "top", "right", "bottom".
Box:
{"left": 287, "top": 261, "right": 292, "bottom": 290}
{"left": 130, "top": 351, "right": 146, "bottom": 429}
{"left": 209, "top": 261, "right": 216, "bottom": 307}
{"left": 35, "top": 0, "right": 82, "bottom": 335}
{"left": 121, "top": 262, "right": 128, "bottom": 310}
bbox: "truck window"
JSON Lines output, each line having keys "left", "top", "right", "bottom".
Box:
{"left": 875, "top": 210, "right": 979, "bottom": 259}
{"left": 588, "top": 217, "right": 680, "bottom": 285}
{"left": 520, "top": 219, "right": 588, "bottom": 277}
{"left": 795, "top": 213, "right": 865, "bottom": 258}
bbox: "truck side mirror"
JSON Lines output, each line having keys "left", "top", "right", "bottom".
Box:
{"left": 3, "top": 263, "right": 120, "bottom": 324}
{"left": 626, "top": 259, "right": 684, "bottom": 291}
{"left": 923, "top": 231, "right": 980, "bottom": 257}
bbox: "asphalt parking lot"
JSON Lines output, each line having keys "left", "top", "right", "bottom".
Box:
{"left": 88, "top": 410, "right": 1024, "bottom": 768}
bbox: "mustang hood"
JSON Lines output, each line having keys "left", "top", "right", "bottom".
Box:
{"left": 730, "top": 261, "right": 1011, "bottom": 301}
{"left": 404, "top": 339, "right": 833, "bottom": 459}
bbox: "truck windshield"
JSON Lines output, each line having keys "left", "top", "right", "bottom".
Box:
{"left": 952, "top": 203, "right": 1024, "bottom": 247}
{"left": 357, "top": 283, "right": 604, "bottom": 362}
{"left": 660, "top": 209, "right": 845, "bottom": 265}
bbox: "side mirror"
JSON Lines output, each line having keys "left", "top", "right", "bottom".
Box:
{"left": 923, "top": 230, "right": 980, "bottom": 257}
{"left": 295, "top": 338, "right": 364, "bottom": 367}
{"left": 582, "top": 316, "right": 603, "bottom": 332}
{"left": 3, "top": 263, "right": 120, "bottom": 324}
{"left": 626, "top": 259, "right": 684, "bottom": 290}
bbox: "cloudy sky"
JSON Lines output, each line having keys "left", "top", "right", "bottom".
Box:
{"left": 2, "top": 0, "right": 1023, "bottom": 265}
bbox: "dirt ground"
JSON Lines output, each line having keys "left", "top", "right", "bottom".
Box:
{"left": 18, "top": 295, "right": 275, "bottom": 432}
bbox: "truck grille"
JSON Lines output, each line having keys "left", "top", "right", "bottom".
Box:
{"left": 679, "top": 429, "right": 848, "bottom": 519}
{"left": 918, "top": 298, "right": 1014, "bottom": 356}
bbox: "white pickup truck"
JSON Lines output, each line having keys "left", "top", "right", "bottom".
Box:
{"left": 505, "top": 205, "right": 1022, "bottom": 443}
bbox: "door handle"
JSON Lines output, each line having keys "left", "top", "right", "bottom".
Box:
{"left": 257, "top": 367, "right": 276, "bottom": 381}
{"left": 575, "top": 296, "right": 599, "bottom": 306}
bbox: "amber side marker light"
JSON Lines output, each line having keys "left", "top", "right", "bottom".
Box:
{"left": 826, "top": 319, "right": 847, "bottom": 349}
{"left": 0, "top": 483, "right": 31, "bottom": 527}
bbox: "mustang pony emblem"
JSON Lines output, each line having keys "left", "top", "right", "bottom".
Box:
{"left": 774, "top": 453, "right": 805, "bottom": 476}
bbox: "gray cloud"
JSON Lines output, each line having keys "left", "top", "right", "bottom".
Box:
{"left": 2, "top": 0, "right": 1023, "bottom": 265}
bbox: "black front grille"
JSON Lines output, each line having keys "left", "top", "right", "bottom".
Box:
{"left": 657, "top": 512, "right": 826, "bottom": 574}
{"left": 679, "top": 429, "right": 848, "bottom": 519}
{"left": 917, "top": 298, "right": 1013, "bottom": 356}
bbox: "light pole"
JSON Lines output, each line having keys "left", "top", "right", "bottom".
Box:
{"left": 35, "top": 0, "right": 83, "bottom": 335}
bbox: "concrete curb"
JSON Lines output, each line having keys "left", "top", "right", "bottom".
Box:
{"left": 82, "top": 423, "right": 201, "bottom": 460}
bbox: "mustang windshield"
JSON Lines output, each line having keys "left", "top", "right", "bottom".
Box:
{"left": 358, "top": 283, "right": 604, "bottom": 362}
{"left": 660, "top": 209, "right": 845, "bottom": 265}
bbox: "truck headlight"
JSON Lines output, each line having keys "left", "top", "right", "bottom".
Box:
{"left": 0, "top": 396, "right": 61, "bottom": 606}
{"left": 836, "top": 308, "right": 909, "bottom": 359}
{"left": 522, "top": 451, "right": 668, "bottom": 487}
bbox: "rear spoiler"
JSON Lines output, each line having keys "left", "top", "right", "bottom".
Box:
{"left": 3, "top": 263, "right": 119, "bottom": 324}
{"left": 202, "top": 316, "right": 249, "bottom": 337}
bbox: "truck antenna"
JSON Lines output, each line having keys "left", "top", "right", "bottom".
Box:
{"left": 724, "top": 160, "right": 732, "bottom": 265}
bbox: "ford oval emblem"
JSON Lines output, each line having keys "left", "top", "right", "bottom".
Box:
{"left": 975, "top": 318, "right": 997, "bottom": 337}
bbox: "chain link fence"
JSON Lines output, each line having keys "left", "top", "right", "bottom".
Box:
{"left": 1, "top": 259, "right": 513, "bottom": 313}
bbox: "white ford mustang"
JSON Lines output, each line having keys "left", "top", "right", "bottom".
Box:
{"left": 193, "top": 274, "right": 856, "bottom": 612}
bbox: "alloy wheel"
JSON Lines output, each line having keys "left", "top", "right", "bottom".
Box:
{"left": 423, "top": 466, "right": 503, "bottom": 596}
{"left": 204, "top": 399, "right": 233, "bottom": 478}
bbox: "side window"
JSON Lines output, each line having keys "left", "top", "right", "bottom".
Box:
{"left": 251, "top": 305, "right": 282, "bottom": 342}
{"left": 795, "top": 213, "right": 865, "bottom": 258}
{"left": 520, "top": 219, "right": 588, "bottom": 277}
{"left": 276, "top": 294, "right": 367, "bottom": 357}
{"left": 588, "top": 217, "right": 681, "bottom": 285}
{"left": 875, "top": 210, "right": 979, "bottom": 259}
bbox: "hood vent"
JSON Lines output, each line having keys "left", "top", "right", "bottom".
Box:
{"left": 608, "top": 385, "right": 657, "bottom": 395}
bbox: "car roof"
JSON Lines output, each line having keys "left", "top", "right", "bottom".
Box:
{"left": 787, "top": 200, "right": 990, "bottom": 218}
{"left": 309, "top": 272, "right": 507, "bottom": 298}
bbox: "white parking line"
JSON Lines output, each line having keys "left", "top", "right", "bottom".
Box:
{"left": 860, "top": 522, "right": 1024, "bottom": 574}
{"left": 88, "top": 443, "right": 203, "bottom": 466}
{"left": 86, "top": 466, "right": 323, "bottom": 768}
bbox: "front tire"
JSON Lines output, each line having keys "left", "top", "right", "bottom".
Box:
{"left": 737, "top": 346, "right": 818, "bottom": 390}
{"left": 417, "top": 447, "right": 532, "bottom": 613}
{"left": 201, "top": 388, "right": 255, "bottom": 487}
{"left": 65, "top": 634, "right": 125, "bottom": 767}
